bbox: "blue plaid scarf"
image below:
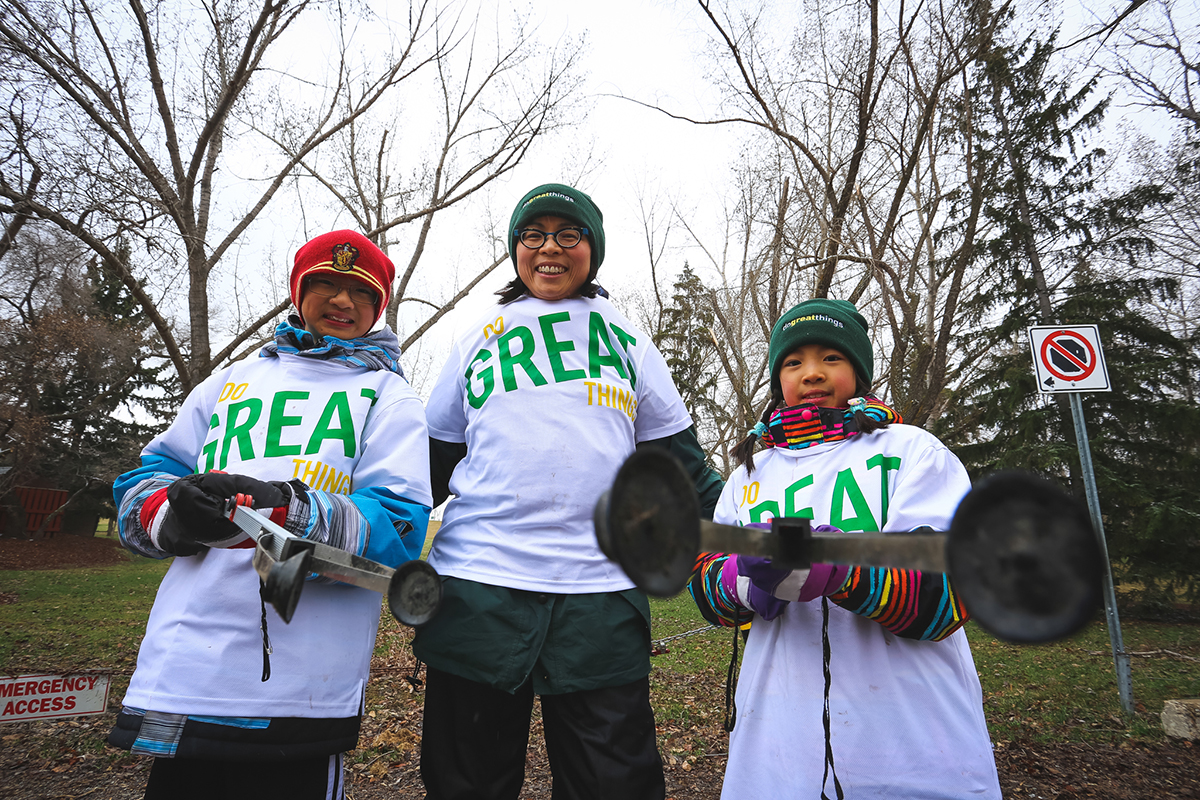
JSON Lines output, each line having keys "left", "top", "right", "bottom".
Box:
{"left": 259, "top": 315, "right": 405, "bottom": 377}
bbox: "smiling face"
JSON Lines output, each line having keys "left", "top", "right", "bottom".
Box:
{"left": 515, "top": 215, "right": 592, "bottom": 301}
{"left": 299, "top": 275, "right": 377, "bottom": 340}
{"left": 778, "top": 344, "right": 859, "bottom": 408}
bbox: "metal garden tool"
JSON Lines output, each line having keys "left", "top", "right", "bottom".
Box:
{"left": 593, "top": 449, "right": 1102, "bottom": 643}
{"left": 228, "top": 504, "right": 442, "bottom": 628}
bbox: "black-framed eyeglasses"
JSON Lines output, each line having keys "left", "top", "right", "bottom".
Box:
{"left": 305, "top": 276, "right": 380, "bottom": 306}
{"left": 515, "top": 227, "right": 589, "bottom": 249}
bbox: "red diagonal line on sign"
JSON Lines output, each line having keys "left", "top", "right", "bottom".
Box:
{"left": 1048, "top": 336, "right": 1089, "bottom": 372}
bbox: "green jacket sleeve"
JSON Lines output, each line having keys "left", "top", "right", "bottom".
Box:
{"left": 429, "top": 438, "right": 467, "bottom": 508}
{"left": 636, "top": 425, "right": 724, "bottom": 520}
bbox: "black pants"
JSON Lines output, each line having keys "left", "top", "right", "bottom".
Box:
{"left": 144, "top": 753, "right": 343, "bottom": 800}
{"left": 420, "top": 667, "right": 665, "bottom": 800}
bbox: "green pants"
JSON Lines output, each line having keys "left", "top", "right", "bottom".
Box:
{"left": 412, "top": 577, "right": 652, "bottom": 695}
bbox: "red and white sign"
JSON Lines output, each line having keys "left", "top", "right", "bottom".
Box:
{"left": 1028, "top": 325, "right": 1111, "bottom": 393}
{"left": 0, "top": 674, "right": 110, "bottom": 723}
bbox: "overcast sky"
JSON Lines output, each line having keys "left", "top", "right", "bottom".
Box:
{"left": 202, "top": 0, "right": 1186, "bottom": 400}
{"left": 375, "top": 0, "right": 1187, "bottom": 392}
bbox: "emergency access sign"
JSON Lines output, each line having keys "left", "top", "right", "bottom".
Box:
{"left": 1027, "top": 325, "right": 1111, "bottom": 393}
{"left": 0, "top": 673, "right": 110, "bottom": 722}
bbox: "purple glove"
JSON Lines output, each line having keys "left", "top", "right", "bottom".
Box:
{"left": 719, "top": 522, "right": 851, "bottom": 620}
{"left": 720, "top": 534, "right": 788, "bottom": 619}
{"left": 798, "top": 558, "right": 851, "bottom": 601}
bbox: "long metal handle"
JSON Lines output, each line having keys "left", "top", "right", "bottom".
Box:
{"left": 699, "top": 520, "right": 949, "bottom": 573}
{"left": 596, "top": 448, "right": 1103, "bottom": 643}
{"left": 230, "top": 505, "right": 396, "bottom": 594}
{"left": 230, "top": 505, "right": 442, "bottom": 627}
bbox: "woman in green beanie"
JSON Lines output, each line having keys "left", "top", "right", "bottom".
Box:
{"left": 689, "top": 298, "right": 1001, "bottom": 798}
{"left": 415, "top": 183, "right": 723, "bottom": 800}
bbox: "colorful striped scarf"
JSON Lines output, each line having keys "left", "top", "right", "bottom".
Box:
{"left": 751, "top": 396, "right": 901, "bottom": 451}
{"left": 260, "top": 315, "right": 405, "bottom": 377}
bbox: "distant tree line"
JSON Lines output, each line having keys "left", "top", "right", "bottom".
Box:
{"left": 1, "top": 0, "right": 1196, "bottom": 610}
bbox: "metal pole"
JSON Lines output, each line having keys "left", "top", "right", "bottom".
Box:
{"left": 1068, "top": 391, "right": 1134, "bottom": 715}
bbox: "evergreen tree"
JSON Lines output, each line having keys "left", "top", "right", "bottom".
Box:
{"left": 937, "top": 276, "right": 1200, "bottom": 607}
{"left": 935, "top": 31, "right": 1198, "bottom": 607}
{"left": 0, "top": 233, "right": 167, "bottom": 534}
{"left": 37, "top": 244, "right": 169, "bottom": 524}
{"left": 653, "top": 264, "right": 723, "bottom": 445}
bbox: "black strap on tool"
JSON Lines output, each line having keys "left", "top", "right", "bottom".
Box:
{"left": 820, "top": 597, "right": 844, "bottom": 800}
{"left": 405, "top": 658, "right": 425, "bottom": 691}
{"left": 259, "top": 580, "right": 273, "bottom": 682}
{"left": 723, "top": 624, "right": 742, "bottom": 732}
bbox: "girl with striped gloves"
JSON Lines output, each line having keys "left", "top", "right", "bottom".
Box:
{"left": 690, "top": 299, "right": 1001, "bottom": 800}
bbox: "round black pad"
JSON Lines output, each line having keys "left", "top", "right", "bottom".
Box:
{"left": 593, "top": 490, "right": 618, "bottom": 562}
{"left": 388, "top": 560, "right": 443, "bottom": 627}
{"left": 948, "top": 472, "right": 1102, "bottom": 643}
{"left": 600, "top": 448, "right": 701, "bottom": 597}
{"left": 264, "top": 548, "right": 312, "bottom": 624}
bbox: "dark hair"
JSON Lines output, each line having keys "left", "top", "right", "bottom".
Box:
{"left": 495, "top": 276, "right": 602, "bottom": 305}
{"left": 731, "top": 395, "right": 781, "bottom": 474}
{"left": 732, "top": 375, "right": 890, "bottom": 474}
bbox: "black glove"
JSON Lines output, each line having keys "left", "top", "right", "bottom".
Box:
{"left": 164, "top": 472, "right": 294, "bottom": 549}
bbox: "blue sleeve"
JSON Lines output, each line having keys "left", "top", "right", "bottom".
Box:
{"left": 351, "top": 486, "right": 431, "bottom": 565}
{"left": 287, "top": 485, "right": 430, "bottom": 573}
{"left": 112, "top": 454, "right": 194, "bottom": 559}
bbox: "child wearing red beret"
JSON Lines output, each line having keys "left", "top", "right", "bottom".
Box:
{"left": 108, "top": 231, "right": 432, "bottom": 800}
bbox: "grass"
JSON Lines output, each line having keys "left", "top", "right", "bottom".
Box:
{"left": 0, "top": 556, "right": 170, "bottom": 763}
{"left": 642, "top": 592, "right": 1200, "bottom": 749}
{"left": 0, "top": 556, "right": 169, "bottom": 671}
{"left": 971, "top": 618, "right": 1200, "bottom": 744}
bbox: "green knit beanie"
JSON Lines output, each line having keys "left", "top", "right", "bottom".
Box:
{"left": 508, "top": 183, "right": 605, "bottom": 279}
{"left": 768, "top": 299, "right": 874, "bottom": 399}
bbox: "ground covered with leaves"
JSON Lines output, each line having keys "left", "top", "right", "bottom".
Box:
{"left": 1, "top": 535, "right": 1198, "bottom": 799}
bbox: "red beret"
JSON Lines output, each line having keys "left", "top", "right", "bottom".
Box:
{"left": 290, "top": 230, "right": 395, "bottom": 326}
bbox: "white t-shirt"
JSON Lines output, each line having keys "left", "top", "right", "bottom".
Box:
{"left": 717, "top": 425, "right": 1002, "bottom": 799}
{"left": 425, "top": 295, "right": 692, "bottom": 592}
{"left": 122, "top": 352, "right": 431, "bottom": 719}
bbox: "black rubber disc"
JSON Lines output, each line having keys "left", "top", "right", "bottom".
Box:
{"left": 947, "top": 471, "right": 1102, "bottom": 643}
{"left": 264, "top": 548, "right": 312, "bottom": 624}
{"left": 598, "top": 448, "right": 700, "bottom": 597}
{"left": 388, "top": 560, "right": 443, "bottom": 627}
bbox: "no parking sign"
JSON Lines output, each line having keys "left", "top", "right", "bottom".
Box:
{"left": 1027, "top": 323, "right": 1130, "bottom": 713}
{"left": 1027, "top": 325, "right": 1111, "bottom": 393}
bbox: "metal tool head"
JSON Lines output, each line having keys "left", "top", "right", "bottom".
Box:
{"left": 947, "top": 471, "right": 1102, "bottom": 643}
{"left": 261, "top": 546, "right": 313, "bottom": 624}
{"left": 387, "top": 560, "right": 443, "bottom": 627}
{"left": 593, "top": 448, "right": 700, "bottom": 597}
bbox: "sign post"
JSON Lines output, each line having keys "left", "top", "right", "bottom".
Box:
{"left": 1028, "top": 325, "right": 1133, "bottom": 715}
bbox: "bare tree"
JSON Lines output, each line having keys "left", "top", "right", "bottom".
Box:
{"left": 0, "top": 0, "right": 572, "bottom": 396}
{"left": 1104, "top": 0, "right": 1200, "bottom": 128}
{"left": 647, "top": 0, "right": 1008, "bottom": 437}
{"left": 666, "top": 154, "right": 798, "bottom": 472}
{"left": 286, "top": 10, "right": 586, "bottom": 351}
{"left": 1099, "top": 0, "right": 1200, "bottom": 391}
